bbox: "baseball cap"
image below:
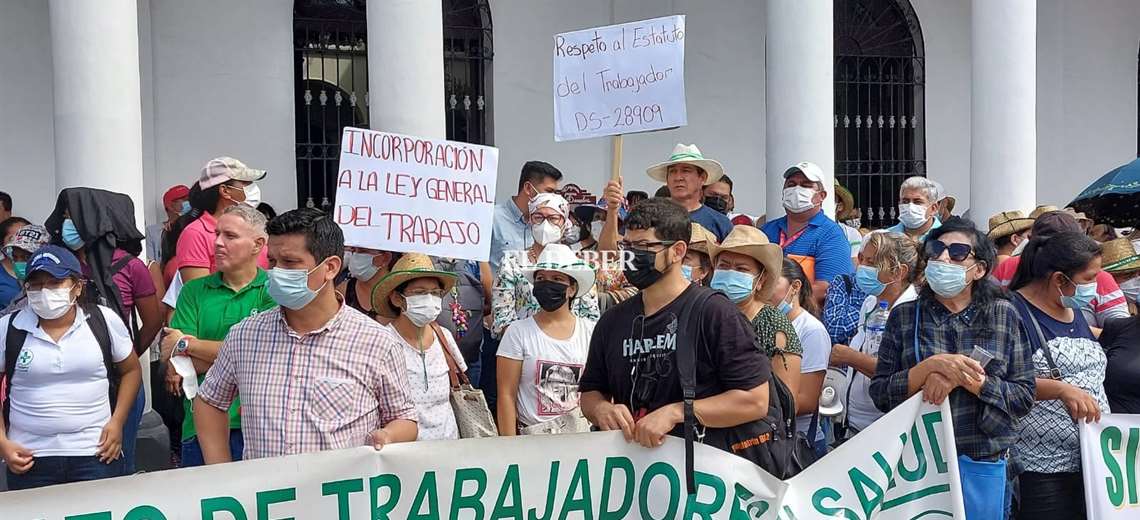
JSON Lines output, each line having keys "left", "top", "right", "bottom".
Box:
{"left": 198, "top": 157, "right": 267, "bottom": 190}
{"left": 783, "top": 161, "right": 825, "bottom": 184}
{"left": 4, "top": 224, "right": 51, "bottom": 255}
{"left": 163, "top": 185, "right": 190, "bottom": 206}
{"left": 27, "top": 244, "right": 83, "bottom": 280}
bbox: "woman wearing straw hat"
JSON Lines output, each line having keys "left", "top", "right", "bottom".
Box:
{"left": 1100, "top": 237, "right": 1140, "bottom": 415}
{"left": 496, "top": 244, "right": 597, "bottom": 436}
{"left": 987, "top": 210, "right": 1033, "bottom": 265}
{"left": 1101, "top": 237, "right": 1140, "bottom": 314}
{"left": 681, "top": 223, "right": 717, "bottom": 287}
{"left": 709, "top": 226, "right": 804, "bottom": 394}
{"left": 491, "top": 193, "right": 599, "bottom": 339}
{"left": 373, "top": 253, "right": 466, "bottom": 441}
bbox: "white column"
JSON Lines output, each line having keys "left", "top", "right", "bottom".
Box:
{"left": 765, "top": 0, "right": 835, "bottom": 219}
{"left": 366, "top": 0, "right": 445, "bottom": 139}
{"left": 48, "top": 0, "right": 146, "bottom": 229}
{"left": 970, "top": 0, "right": 1036, "bottom": 220}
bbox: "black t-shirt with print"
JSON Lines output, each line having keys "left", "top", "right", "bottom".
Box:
{"left": 1102, "top": 317, "right": 1140, "bottom": 414}
{"left": 578, "top": 284, "right": 771, "bottom": 433}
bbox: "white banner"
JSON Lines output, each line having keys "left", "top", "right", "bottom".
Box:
{"left": 1081, "top": 413, "right": 1140, "bottom": 519}
{"left": 333, "top": 127, "right": 499, "bottom": 262}
{"left": 553, "top": 15, "right": 687, "bottom": 142}
{"left": 0, "top": 396, "right": 961, "bottom": 519}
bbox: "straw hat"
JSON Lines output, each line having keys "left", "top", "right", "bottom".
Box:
{"left": 1101, "top": 238, "right": 1140, "bottom": 274}
{"left": 709, "top": 225, "right": 783, "bottom": 298}
{"left": 834, "top": 182, "right": 858, "bottom": 221}
{"left": 1029, "top": 205, "right": 1060, "bottom": 220}
{"left": 371, "top": 253, "right": 457, "bottom": 319}
{"left": 523, "top": 244, "right": 596, "bottom": 297}
{"left": 646, "top": 144, "right": 725, "bottom": 185}
{"left": 688, "top": 223, "right": 718, "bottom": 257}
{"left": 987, "top": 210, "right": 1034, "bottom": 240}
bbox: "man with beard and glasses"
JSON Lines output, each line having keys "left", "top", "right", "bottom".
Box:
{"left": 578, "top": 198, "right": 770, "bottom": 451}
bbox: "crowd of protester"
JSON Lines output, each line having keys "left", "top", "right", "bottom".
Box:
{"left": 0, "top": 145, "right": 1139, "bottom": 520}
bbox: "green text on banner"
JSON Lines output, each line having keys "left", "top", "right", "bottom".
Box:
{"left": 1081, "top": 413, "right": 1140, "bottom": 519}
{"left": 0, "top": 395, "right": 963, "bottom": 519}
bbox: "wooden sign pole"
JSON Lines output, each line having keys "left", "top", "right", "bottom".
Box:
{"left": 611, "top": 134, "right": 624, "bottom": 181}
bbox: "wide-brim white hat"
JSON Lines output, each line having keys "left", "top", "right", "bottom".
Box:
{"left": 522, "top": 244, "right": 597, "bottom": 297}
{"left": 646, "top": 144, "right": 725, "bottom": 185}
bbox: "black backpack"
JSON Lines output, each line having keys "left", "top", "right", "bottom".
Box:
{"left": 3, "top": 303, "right": 120, "bottom": 427}
{"left": 80, "top": 254, "right": 140, "bottom": 345}
{"left": 676, "top": 287, "right": 816, "bottom": 493}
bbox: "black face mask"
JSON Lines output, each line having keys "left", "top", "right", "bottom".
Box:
{"left": 624, "top": 248, "right": 665, "bottom": 290}
{"left": 532, "top": 280, "right": 571, "bottom": 312}
{"left": 704, "top": 195, "right": 729, "bottom": 215}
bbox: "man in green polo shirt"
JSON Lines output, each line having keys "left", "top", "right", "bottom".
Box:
{"left": 162, "top": 205, "right": 276, "bottom": 467}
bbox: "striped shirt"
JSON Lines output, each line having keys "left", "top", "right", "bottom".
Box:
{"left": 197, "top": 302, "right": 417, "bottom": 460}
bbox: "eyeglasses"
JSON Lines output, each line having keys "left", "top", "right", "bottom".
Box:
{"left": 529, "top": 214, "right": 565, "bottom": 226}
{"left": 925, "top": 241, "right": 975, "bottom": 262}
{"left": 618, "top": 240, "right": 677, "bottom": 252}
{"left": 402, "top": 288, "right": 445, "bottom": 298}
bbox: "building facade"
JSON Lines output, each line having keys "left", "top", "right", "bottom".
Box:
{"left": 1, "top": 0, "right": 1138, "bottom": 229}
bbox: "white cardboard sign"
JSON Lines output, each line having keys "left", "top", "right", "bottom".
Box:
{"left": 553, "top": 15, "right": 687, "bottom": 142}
{"left": 333, "top": 127, "right": 499, "bottom": 262}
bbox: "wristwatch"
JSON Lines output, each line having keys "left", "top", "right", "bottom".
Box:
{"left": 173, "top": 336, "right": 191, "bottom": 356}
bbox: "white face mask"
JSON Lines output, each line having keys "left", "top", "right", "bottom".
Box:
{"left": 242, "top": 184, "right": 262, "bottom": 208}
{"left": 563, "top": 224, "right": 581, "bottom": 244}
{"left": 898, "top": 203, "right": 930, "bottom": 229}
{"left": 531, "top": 221, "right": 563, "bottom": 246}
{"left": 344, "top": 252, "right": 380, "bottom": 281}
{"left": 27, "top": 287, "right": 76, "bottom": 320}
{"left": 403, "top": 294, "right": 442, "bottom": 327}
{"left": 782, "top": 186, "right": 817, "bottom": 214}
{"left": 590, "top": 221, "right": 605, "bottom": 239}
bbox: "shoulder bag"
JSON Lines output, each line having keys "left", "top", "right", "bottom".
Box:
{"left": 430, "top": 323, "right": 498, "bottom": 438}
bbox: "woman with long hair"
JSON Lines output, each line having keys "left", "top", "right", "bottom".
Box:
{"left": 769, "top": 258, "right": 829, "bottom": 452}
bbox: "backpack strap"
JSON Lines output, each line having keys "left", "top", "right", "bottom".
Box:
{"left": 675, "top": 286, "right": 716, "bottom": 496}
{"left": 80, "top": 303, "right": 121, "bottom": 412}
{"left": 1010, "top": 293, "right": 1062, "bottom": 380}
{"left": 3, "top": 311, "right": 29, "bottom": 428}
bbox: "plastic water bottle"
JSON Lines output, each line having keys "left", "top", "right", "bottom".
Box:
{"left": 863, "top": 301, "right": 890, "bottom": 353}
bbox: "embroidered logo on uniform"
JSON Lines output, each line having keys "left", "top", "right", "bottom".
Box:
{"left": 15, "top": 349, "right": 33, "bottom": 371}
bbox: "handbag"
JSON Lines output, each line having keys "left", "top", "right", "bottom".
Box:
{"left": 676, "top": 287, "right": 816, "bottom": 494}
{"left": 431, "top": 324, "right": 498, "bottom": 438}
{"left": 913, "top": 302, "right": 1007, "bottom": 519}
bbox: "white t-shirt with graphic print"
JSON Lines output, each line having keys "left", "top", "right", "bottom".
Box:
{"left": 497, "top": 316, "right": 595, "bottom": 428}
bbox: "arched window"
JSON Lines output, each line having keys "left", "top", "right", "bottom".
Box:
{"left": 292, "top": 0, "right": 493, "bottom": 210}
{"left": 834, "top": 0, "right": 925, "bottom": 228}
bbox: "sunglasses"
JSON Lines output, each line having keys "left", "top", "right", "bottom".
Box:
{"left": 925, "top": 241, "right": 975, "bottom": 262}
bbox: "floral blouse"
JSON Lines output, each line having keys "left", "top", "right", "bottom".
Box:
{"left": 751, "top": 305, "right": 803, "bottom": 358}
{"left": 491, "top": 250, "right": 600, "bottom": 338}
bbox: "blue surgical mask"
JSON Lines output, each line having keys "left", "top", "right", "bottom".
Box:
{"left": 777, "top": 300, "right": 793, "bottom": 315}
{"left": 1059, "top": 275, "right": 1097, "bottom": 310}
{"left": 924, "top": 261, "right": 972, "bottom": 298}
{"left": 179, "top": 201, "right": 192, "bottom": 215}
{"left": 710, "top": 269, "right": 757, "bottom": 304}
{"left": 61, "top": 218, "right": 84, "bottom": 250}
{"left": 681, "top": 264, "right": 693, "bottom": 281}
{"left": 266, "top": 261, "right": 328, "bottom": 310}
{"left": 855, "top": 265, "right": 887, "bottom": 296}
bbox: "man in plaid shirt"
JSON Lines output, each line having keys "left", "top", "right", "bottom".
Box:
{"left": 194, "top": 209, "right": 418, "bottom": 462}
{"left": 871, "top": 218, "right": 1035, "bottom": 469}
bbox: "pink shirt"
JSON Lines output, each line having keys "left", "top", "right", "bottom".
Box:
{"left": 175, "top": 211, "right": 269, "bottom": 273}
{"left": 197, "top": 303, "right": 418, "bottom": 460}
{"left": 81, "top": 249, "right": 156, "bottom": 318}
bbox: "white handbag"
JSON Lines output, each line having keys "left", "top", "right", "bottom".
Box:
{"left": 432, "top": 324, "right": 498, "bottom": 438}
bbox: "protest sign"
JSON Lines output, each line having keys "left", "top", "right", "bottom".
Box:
{"left": 553, "top": 15, "right": 687, "bottom": 142}
{"left": 1081, "top": 413, "right": 1140, "bottom": 519}
{"left": 333, "top": 127, "right": 499, "bottom": 262}
{"left": 0, "top": 395, "right": 961, "bottom": 519}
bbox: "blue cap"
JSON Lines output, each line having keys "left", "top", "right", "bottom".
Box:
{"left": 27, "top": 244, "right": 83, "bottom": 280}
